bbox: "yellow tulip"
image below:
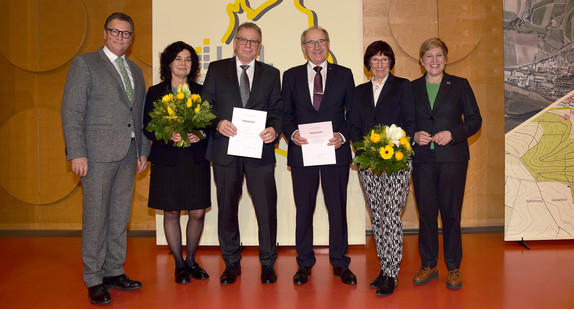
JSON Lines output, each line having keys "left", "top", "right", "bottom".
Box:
{"left": 370, "top": 132, "right": 381, "bottom": 143}
{"left": 194, "top": 104, "right": 200, "bottom": 113}
{"left": 187, "top": 98, "right": 192, "bottom": 108}
{"left": 177, "top": 92, "right": 185, "bottom": 100}
{"left": 405, "top": 142, "right": 411, "bottom": 150}
{"left": 167, "top": 106, "right": 174, "bottom": 116}
{"left": 162, "top": 94, "right": 171, "bottom": 102}
{"left": 395, "top": 151, "right": 404, "bottom": 160}
{"left": 191, "top": 94, "right": 201, "bottom": 102}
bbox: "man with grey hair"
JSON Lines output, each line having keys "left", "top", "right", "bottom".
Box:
{"left": 282, "top": 26, "right": 356, "bottom": 285}
{"left": 202, "top": 22, "right": 283, "bottom": 285}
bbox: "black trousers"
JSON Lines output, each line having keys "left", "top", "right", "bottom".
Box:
{"left": 291, "top": 165, "right": 351, "bottom": 268}
{"left": 412, "top": 154, "right": 468, "bottom": 270}
{"left": 213, "top": 158, "right": 277, "bottom": 266}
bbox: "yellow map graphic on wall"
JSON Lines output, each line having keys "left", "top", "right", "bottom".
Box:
{"left": 505, "top": 90, "right": 574, "bottom": 241}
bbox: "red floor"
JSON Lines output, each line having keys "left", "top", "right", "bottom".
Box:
{"left": 0, "top": 234, "right": 573, "bottom": 308}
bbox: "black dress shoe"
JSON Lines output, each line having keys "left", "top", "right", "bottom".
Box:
{"left": 333, "top": 266, "right": 357, "bottom": 285}
{"left": 376, "top": 276, "right": 397, "bottom": 296}
{"left": 293, "top": 266, "right": 311, "bottom": 285}
{"left": 261, "top": 265, "right": 277, "bottom": 284}
{"left": 370, "top": 269, "right": 385, "bottom": 288}
{"left": 175, "top": 266, "right": 190, "bottom": 284}
{"left": 188, "top": 263, "right": 209, "bottom": 280}
{"left": 88, "top": 284, "right": 112, "bottom": 305}
{"left": 103, "top": 274, "right": 142, "bottom": 290}
{"left": 220, "top": 263, "right": 241, "bottom": 285}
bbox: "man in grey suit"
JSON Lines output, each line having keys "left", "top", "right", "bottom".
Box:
{"left": 61, "top": 12, "right": 150, "bottom": 305}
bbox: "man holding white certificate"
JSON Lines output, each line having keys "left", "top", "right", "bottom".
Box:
{"left": 282, "top": 26, "right": 356, "bottom": 286}
{"left": 202, "top": 22, "right": 282, "bottom": 285}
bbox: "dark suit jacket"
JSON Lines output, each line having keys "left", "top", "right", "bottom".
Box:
{"left": 201, "top": 58, "right": 283, "bottom": 166}
{"left": 411, "top": 72, "right": 482, "bottom": 163}
{"left": 142, "top": 80, "right": 208, "bottom": 166}
{"left": 348, "top": 73, "right": 415, "bottom": 144}
{"left": 282, "top": 63, "right": 355, "bottom": 167}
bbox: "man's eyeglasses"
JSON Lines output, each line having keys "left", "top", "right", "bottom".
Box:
{"left": 106, "top": 28, "right": 133, "bottom": 39}
{"left": 235, "top": 37, "right": 261, "bottom": 47}
{"left": 305, "top": 39, "right": 328, "bottom": 48}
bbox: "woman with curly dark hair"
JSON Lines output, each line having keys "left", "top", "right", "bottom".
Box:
{"left": 143, "top": 41, "right": 210, "bottom": 284}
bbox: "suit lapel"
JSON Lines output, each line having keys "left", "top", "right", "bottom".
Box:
{"left": 319, "top": 63, "right": 338, "bottom": 112}
{"left": 246, "top": 61, "right": 264, "bottom": 108}
{"left": 375, "top": 74, "right": 394, "bottom": 109}
{"left": 366, "top": 81, "right": 376, "bottom": 109}
{"left": 434, "top": 73, "right": 453, "bottom": 113}
{"left": 126, "top": 58, "right": 141, "bottom": 106}
{"left": 415, "top": 75, "right": 432, "bottom": 115}
{"left": 297, "top": 64, "right": 313, "bottom": 108}
{"left": 232, "top": 58, "right": 246, "bottom": 108}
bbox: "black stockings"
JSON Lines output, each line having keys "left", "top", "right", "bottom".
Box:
{"left": 163, "top": 209, "right": 206, "bottom": 268}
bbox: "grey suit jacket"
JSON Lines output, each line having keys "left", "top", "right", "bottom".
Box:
{"left": 61, "top": 47, "right": 150, "bottom": 162}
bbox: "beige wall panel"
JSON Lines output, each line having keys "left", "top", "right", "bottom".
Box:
{"left": 0, "top": 0, "right": 86, "bottom": 72}
{"left": 0, "top": 109, "right": 40, "bottom": 203}
{"left": 0, "top": 107, "right": 77, "bottom": 205}
{"left": 389, "top": 0, "right": 439, "bottom": 61}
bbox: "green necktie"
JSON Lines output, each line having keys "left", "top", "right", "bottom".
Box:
{"left": 116, "top": 57, "right": 134, "bottom": 101}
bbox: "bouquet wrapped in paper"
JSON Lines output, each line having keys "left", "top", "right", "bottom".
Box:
{"left": 353, "top": 124, "right": 414, "bottom": 176}
{"left": 146, "top": 84, "right": 216, "bottom": 147}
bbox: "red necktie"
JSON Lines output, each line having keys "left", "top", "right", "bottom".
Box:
{"left": 313, "top": 66, "right": 323, "bottom": 111}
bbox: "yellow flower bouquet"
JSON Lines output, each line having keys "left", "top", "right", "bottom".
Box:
{"left": 352, "top": 124, "right": 414, "bottom": 176}
{"left": 146, "top": 84, "right": 216, "bottom": 147}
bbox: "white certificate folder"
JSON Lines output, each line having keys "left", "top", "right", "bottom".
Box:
{"left": 299, "top": 121, "right": 336, "bottom": 166}
{"left": 227, "top": 107, "right": 267, "bottom": 159}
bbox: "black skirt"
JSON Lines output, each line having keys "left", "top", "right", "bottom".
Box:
{"left": 148, "top": 146, "right": 211, "bottom": 211}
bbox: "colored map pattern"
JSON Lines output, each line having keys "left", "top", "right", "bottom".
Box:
{"left": 505, "top": 90, "right": 574, "bottom": 240}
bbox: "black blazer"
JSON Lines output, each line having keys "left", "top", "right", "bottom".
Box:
{"left": 201, "top": 57, "right": 283, "bottom": 166}
{"left": 411, "top": 73, "right": 482, "bottom": 163}
{"left": 143, "top": 80, "right": 208, "bottom": 166}
{"left": 348, "top": 73, "right": 415, "bottom": 144}
{"left": 282, "top": 62, "right": 355, "bottom": 167}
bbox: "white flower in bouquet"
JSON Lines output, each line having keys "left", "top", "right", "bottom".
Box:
{"left": 385, "top": 124, "right": 404, "bottom": 144}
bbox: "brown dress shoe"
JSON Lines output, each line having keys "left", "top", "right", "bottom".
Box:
{"left": 447, "top": 269, "right": 462, "bottom": 289}
{"left": 413, "top": 266, "right": 438, "bottom": 285}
